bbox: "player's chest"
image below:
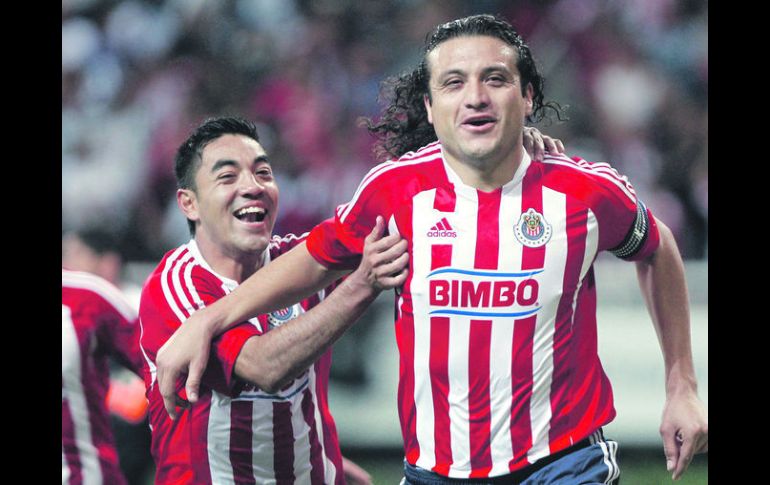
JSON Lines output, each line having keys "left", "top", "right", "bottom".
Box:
{"left": 400, "top": 187, "right": 593, "bottom": 263}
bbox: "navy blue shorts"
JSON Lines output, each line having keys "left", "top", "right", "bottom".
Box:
{"left": 401, "top": 429, "right": 620, "bottom": 485}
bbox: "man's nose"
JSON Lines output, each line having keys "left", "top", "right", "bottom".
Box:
{"left": 465, "top": 80, "right": 490, "bottom": 108}
{"left": 238, "top": 173, "right": 263, "bottom": 196}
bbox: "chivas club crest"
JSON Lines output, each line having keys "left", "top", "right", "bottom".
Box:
{"left": 267, "top": 305, "right": 299, "bottom": 329}
{"left": 514, "top": 208, "right": 552, "bottom": 247}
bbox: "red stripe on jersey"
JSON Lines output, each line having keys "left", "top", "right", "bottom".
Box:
{"left": 230, "top": 400, "right": 256, "bottom": 485}
{"left": 397, "top": 308, "right": 420, "bottom": 465}
{"left": 61, "top": 395, "right": 84, "bottom": 484}
{"left": 301, "top": 388, "right": 326, "bottom": 484}
{"left": 429, "top": 316, "right": 452, "bottom": 475}
{"left": 468, "top": 320, "right": 493, "bottom": 477}
{"left": 509, "top": 169, "right": 545, "bottom": 470}
{"left": 272, "top": 401, "right": 295, "bottom": 485}
{"left": 475, "top": 190, "right": 501, "bottom": 270}
{"left": 569, "top": 271, "right": 617, "bottom": 441}
{"left": 508, "top": 316, "right": 535, "bottom": 471}
{"left": 190, "top": 393, "right": 214, "bottom": 483}
{"left": 430, "top": 240, "right": 453, "bottom": 474}
{"left": 548, "top": 201, "right": 588, "bottom": 452}
{"left": 468, "top": 189, "right": 499, "bottom": 476}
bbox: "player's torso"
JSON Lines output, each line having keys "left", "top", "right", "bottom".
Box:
{"left": 388, "top": 158, "right": 606, "bottom": 476}
{"left": 62, "top": 281, "right": 126, "bottom": 485}
{"left": 397, "top": 161, "right": 600, "bottom": 340}
{"left": 149, "top": 243, "right": 341, "bottom": 484}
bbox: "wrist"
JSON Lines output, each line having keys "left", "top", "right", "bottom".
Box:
{"left": 198, "top": 303, "right": 228, "bottom": 337}
{"left": 665, "top": 369, "right": 698, "bottom": 397}
{"left": 340, "top": 273, "right": 380, "bottom": 308}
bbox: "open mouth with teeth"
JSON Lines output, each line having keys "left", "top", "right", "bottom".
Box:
{"left": 464, "top": 117, "right": 496, "bottom": 127}
{"left": 234, "top": 206, "right": 267, "bottom": 223}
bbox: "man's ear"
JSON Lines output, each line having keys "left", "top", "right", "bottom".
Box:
{"left": 424, "top": 93, "right": 434, "bottom": 125}
{"left": 177, "top": 188, "right": 199, "bottom": 225}
{"left": 524, "top": 82, "right": 534, "bottom": 116}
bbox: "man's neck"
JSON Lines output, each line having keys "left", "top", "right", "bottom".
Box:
{"left": 444, "top": 146, "right": 524, "bottom": 192}
{"left": 193, "top": 237, "right": 264, "bottom": 284}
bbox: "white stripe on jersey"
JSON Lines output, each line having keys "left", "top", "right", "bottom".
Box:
{"left": 184, "top": 257, "right": 206, "bottom": 310}
{"left": 250, "top": 399, "right": 275, "bottom": 481}
{"left": 171, "top": 252, "right": 197, "bottom": 316}
{"left": 160, "top": 246, "right": 192, "bottom": 323}
{"left": 541, "top": 154, "right": 637, "bottom": 204}
{"left": 445, "top": 189, "right": 479, "bottom": 476}
{"left": 339, "top": 149, "right": 442, "bottom": 223}
{"left": 271, "top": 232, "right": 309, "bottom": 247}
{"left": 486, "top": 183, "right": 524, "bottom": 476}
{"left": 447, "top": 314, "right": 471, "bottom": 475}
{"left": 411, "top": 189, "right": 439, "bottom": 472}
{"left": 208, "top": 391, "right": 236, "bottom": 484}
{"left": 572, "top": 211, "right": 600, "bottom": 324}
{"left": 527, "top": 187, "right": 568, "bottom": 463}
{"left": 62, "top": 270, "right": 137, "bottom": 321}
{"left": 61, "top": 304, "right": 103, "bottom": 485}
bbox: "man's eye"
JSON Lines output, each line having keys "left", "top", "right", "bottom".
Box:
{"left": 218, "top": 173, "right": 236, "bottom": 181}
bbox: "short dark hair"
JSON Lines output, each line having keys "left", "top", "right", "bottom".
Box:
{"left": 174, "top": 116, "right": 260, "bottom": 235}
{"left": 362, "top": 14, "right": 565, "bottom": 161}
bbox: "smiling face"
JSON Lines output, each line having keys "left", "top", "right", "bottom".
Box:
{"left": 177, "top": 134, "right": 278, "bottom": 265}
{"left": 424, "top": 35, "right": 533, "bottom": 177}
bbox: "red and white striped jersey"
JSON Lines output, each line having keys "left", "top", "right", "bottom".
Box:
{"left": 62, "top": 269, "right": 141, "bottom": 485}
{"left": 306, "top": 142, "right": 661, "bottom": 478}
{"left": 139, "top": 235, "right": 344, "bottom": 485}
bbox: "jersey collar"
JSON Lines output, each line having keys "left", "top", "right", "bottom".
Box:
{"left": 439, "top": 144, "right": 532, "bottom": 197}
{"left": 185, "top": 239, "right": 270, "bottom": 291}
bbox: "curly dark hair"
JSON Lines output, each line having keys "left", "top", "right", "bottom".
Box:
{"left": 362, "top": 14, "right": 565, "bottom": 162}
{"left": 175, "top": 116, "right": 260, "bottom": 235}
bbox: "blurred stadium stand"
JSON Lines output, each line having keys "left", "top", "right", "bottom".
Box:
{"left": 63, "top": 0, "right": 707, "bottom": 263}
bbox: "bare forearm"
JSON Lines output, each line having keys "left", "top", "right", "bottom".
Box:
{"left": 635, "top": 219, "right": 697, "bottom": 395}
{"left": 206, "top": 242, "right": 345, "bottom": 337}
{"left": 235, "top": 269, "right": 379, "bottom": 392}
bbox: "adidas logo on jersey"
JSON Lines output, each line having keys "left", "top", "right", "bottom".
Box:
{"left": 427, "top": 217, "right": 457, "bottom": 238}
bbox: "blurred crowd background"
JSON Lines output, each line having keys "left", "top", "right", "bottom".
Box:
{"left": 62, "top": 0, "right": 708, "bottom": 263}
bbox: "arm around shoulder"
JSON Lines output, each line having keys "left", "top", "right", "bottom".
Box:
{"left": 234, "top": 216, "right": 409, "bottom": 393}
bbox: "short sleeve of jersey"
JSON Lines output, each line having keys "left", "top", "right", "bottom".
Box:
{"left": 307, "top": 163, "right": 398, "bottom": 270}
{"left": 139, "top": 261, "right": 259, "bottom": 397}
{"left": 565, "top": 156, "right": 660, "bottom": 261}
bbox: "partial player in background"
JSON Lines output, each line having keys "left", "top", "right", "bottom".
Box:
{"left": 154, "top": 14, "right": 707, "bottom": 484}
{"left": 63, "top": 227, "right": 153, "bottom": 484}
{"left": 62, "top": 268, "right": 143, "bottom": 485}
